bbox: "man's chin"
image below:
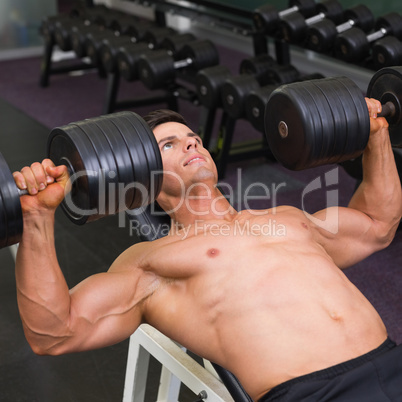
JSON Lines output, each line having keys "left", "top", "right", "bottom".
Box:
{"left": 191, "top": 166, "right": 217, "bottom": 183}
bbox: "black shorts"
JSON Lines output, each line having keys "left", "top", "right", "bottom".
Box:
{"left": 259, "top": 338, "right": 402, "bottom": 401}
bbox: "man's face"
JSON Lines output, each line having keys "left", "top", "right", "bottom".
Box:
{"left": 153, "top": 121, "right": 218, "bottom": 199}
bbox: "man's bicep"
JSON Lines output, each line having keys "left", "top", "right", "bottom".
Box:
{"left": 65, "top": 266, "right": 148, "bottom": 352}
{"left": 312, "top": 206, "right": 379, "bottom": 268}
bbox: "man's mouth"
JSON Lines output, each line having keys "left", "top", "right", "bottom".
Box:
{"left": 184, "top": 156, "right": 205, "bottom": 166}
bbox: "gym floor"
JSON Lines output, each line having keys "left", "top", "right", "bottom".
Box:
{"left": 1, "top": 2, "right": 402, "bottom": 402}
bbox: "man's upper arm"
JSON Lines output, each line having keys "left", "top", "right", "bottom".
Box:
{"left": 55, "top": 244, "right": 155, "bottom": 354}
{"left": 311, "top": 206, "right": 392, "bottom": 269}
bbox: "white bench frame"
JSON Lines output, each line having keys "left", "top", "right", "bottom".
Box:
{"left": 122, "top": 324, "right": 234, "bottom": 402}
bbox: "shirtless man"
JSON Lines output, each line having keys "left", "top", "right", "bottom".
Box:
{"left": 13, "top": 98, "right": 402, "bottom": 401}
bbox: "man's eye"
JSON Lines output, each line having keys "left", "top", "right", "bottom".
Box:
{"left": 162, "top": 142, "right": 173, "bottom": 150}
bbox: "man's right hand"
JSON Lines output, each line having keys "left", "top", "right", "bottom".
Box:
{"left": 12, "top": 159, "right": 71, "bottom": 213}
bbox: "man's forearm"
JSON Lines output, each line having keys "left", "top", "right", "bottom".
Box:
{"left": 15, "top": 211, "right": 71, "bottom": 354}
{"left": 349, "top": 129, "right": 402, "bottom": 238}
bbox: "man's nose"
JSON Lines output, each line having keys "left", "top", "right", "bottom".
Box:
{"left": 184, "top": 137, "right": 198, "bottom": 151}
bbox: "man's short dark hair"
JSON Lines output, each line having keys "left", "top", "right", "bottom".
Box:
{"left": 143, "top": 109, "right": 188, "bottom": 131}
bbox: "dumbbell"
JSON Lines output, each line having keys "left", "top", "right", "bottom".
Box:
{"left": 334, "top": 12, "right": 402, "bottom": 63}
{"left": 221, "top": 57, "right": 302, "bottom": 120}
{"left": 85, "top": 29, "right": 120, "bottom": 67}
{"left": 196, "top": 65, "right": 235, "bottom": 109}
{"left": 0, "top": 111, "right": 163, "bottom": 248}
{"left": 195, "top": 54, "right": 275, "bottom": 111}
{"left": 54, "top": 19, "right": 92, "bottom": 52}
{"left": 305, "top": 4, "right": 374, "bottom": 53}
{"left": 245, "top": 73, "right": 324, "bottom": 133}
{"left": 40, "top": 14, "right": 79, "bottom": 46}
{"left": 87, "top": 25, "right": 177, "bottom": 68}
{"left": 137, "top": 39, "right": 219, "bottom": 90}
{"left": 72, "top": 18, "right": 160, "bottom": 63}
{"left": 101, "top": 32, "right": 195, "bottom": 75}
{"left": 264, "top": 66, "right": 402, "bottom": 171}
{"left": 53, "top": 6, "right": 125, "bottom": 53}
{"left": 253, "top": 0, "right": 316, "bottom": 35}
{"left": 107, "top": 14, "right": 145, "bottom": 37}
{"left": 115, "top": 28, "right": 193, "bottom": 82}
{"left": 371, "top": 37, "right": 402, "bottom": 70}
{"left": 280, "top": 0, "right": 344, "bottom": 44}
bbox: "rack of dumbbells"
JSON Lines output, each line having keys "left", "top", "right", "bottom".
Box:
{"left": 38, "top": 0, "right": 402, "bottom": 179}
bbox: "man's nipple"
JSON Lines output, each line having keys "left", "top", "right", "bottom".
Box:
{"left": 207, "top": 248, "right": 220, "bottom": 258}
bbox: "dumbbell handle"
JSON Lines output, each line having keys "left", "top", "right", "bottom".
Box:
{"left": 378, "top": 101, "right": 396, "bottom": 118}
{"left": 367, "top": 27, "right": 388, "bottom": 43}
{"left": 173, "top": 57, "right": 193, "bottom": 69}
{"left": 336, "top": 19, "right": 356, "bottom": 34}
{"left": 306, "top": 12, "right": 327, "bottom": 25}
{"left": 279, "top": 5, "right": 299, "bottom": 18}
{"left": 18, "top": 188, "right": 30, "bottom": 197}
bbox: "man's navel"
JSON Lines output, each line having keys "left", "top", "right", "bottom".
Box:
{"left": 207, "top": 248, "right": 220, "bottom": 258}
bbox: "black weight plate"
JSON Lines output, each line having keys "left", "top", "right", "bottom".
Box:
{"left": 265, "top": 83, "right": 318, "bottom": 170}
{"left": 85, "top": 30, "right": 117, "bottom": 65}
{"left": 100, "top": 36, "right": 133, "bottom": 73}
{"left": 116, "top": 43, "right": 150, "bottom": 82}
{"left": 312, "top": 78, "right": 348, "bottom": 164}
{"left": 292, "top": 83, "right": 327, "bottom": 169}
{"left": 143, "top": 27, "right": 176, "bottom": 50}
{"left": 334, "top": 28, "right": 369, "bottom": 62}
{"left": 108, "top": 113, "right": 161, "bottom": 209}
{"left": 245, "top": 85, "right": 277, "bottom": 133}
{"left": 344, "top": 4, "right": 374, "bottom": 32}
{"left": 239, "top": 54, "right": 275, "bottom": 77}
{"left": 305, "top": 19, "right": 337, "bottom": 53}
{"left": 102, "top": 115, "right": 148, "bottom": 209}
{"left": 195, "top": 65, "right": 231, "bottom": 109}
{"left": 76, "top": 119, "right": 119, "bottom": 218}
{"left": 54, "top": 21, "right": 73, "bottom": 51}
{"left": 375, "top": 12, "right": 402, "bottom": 39}
{"left": 261, "top": 63, "right": 300, "bottom": 85}
{"left": 280, "top": 12, "right": 307, "bottom": 44}
{"left": 221, "top": 75, "right": 260, "bottom": 119}
{"left": 372, "top": 37, "right": 402, "bottom": 70}
{"left": 160, "top": 33, "right": 196, "bottom": 56}
{"left": 316, "top": 0, "right": 343, "bottom": 24}
{"left": 323, "top": 77, "right": 366, "bottom": 161}
{"left": 291, "top": 0, "right": 316, "bottom": 17}
{"left": 331, "top": 79, "right": 360, "bottom": 159}
{"left": 71, "top": 24, "right": 94, "bottom": 58}
{"left": 47, "top": 124, "right": 101, "bottom": 225}
{"left": 93, "top": 118, "right": 137, "bottom": 213}
{"left": 124, "top": 20, "right": 155, "bottom": 41}
{"left": 130, "top": 113, "right": 163, "bottom": 203}
{"left": 367, "top": 66, "right": 402, "bottom": 147}
{"left": 253, "top": 4, "right": 280, "bottom": 34}
{"left": 124, "top": 113, "right": 163, "bottom": 205}
{"left": 137, "top": 50, "right": 175, "bottom": 89}
{"left": 336, "top": 77, "right": 370, "bottom": 156}
{"left": 181, "top": 40, "right": 219, "bottom": 71}
{"left": 0, "top": 152, "right": 23, "bottom": 247}
{"left": 303, "top": 82, "right": 335, "bottom": 168}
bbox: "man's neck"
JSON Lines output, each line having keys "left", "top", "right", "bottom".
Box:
{"left": 161, "top": 187, "right": 238, "bottom": 227}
